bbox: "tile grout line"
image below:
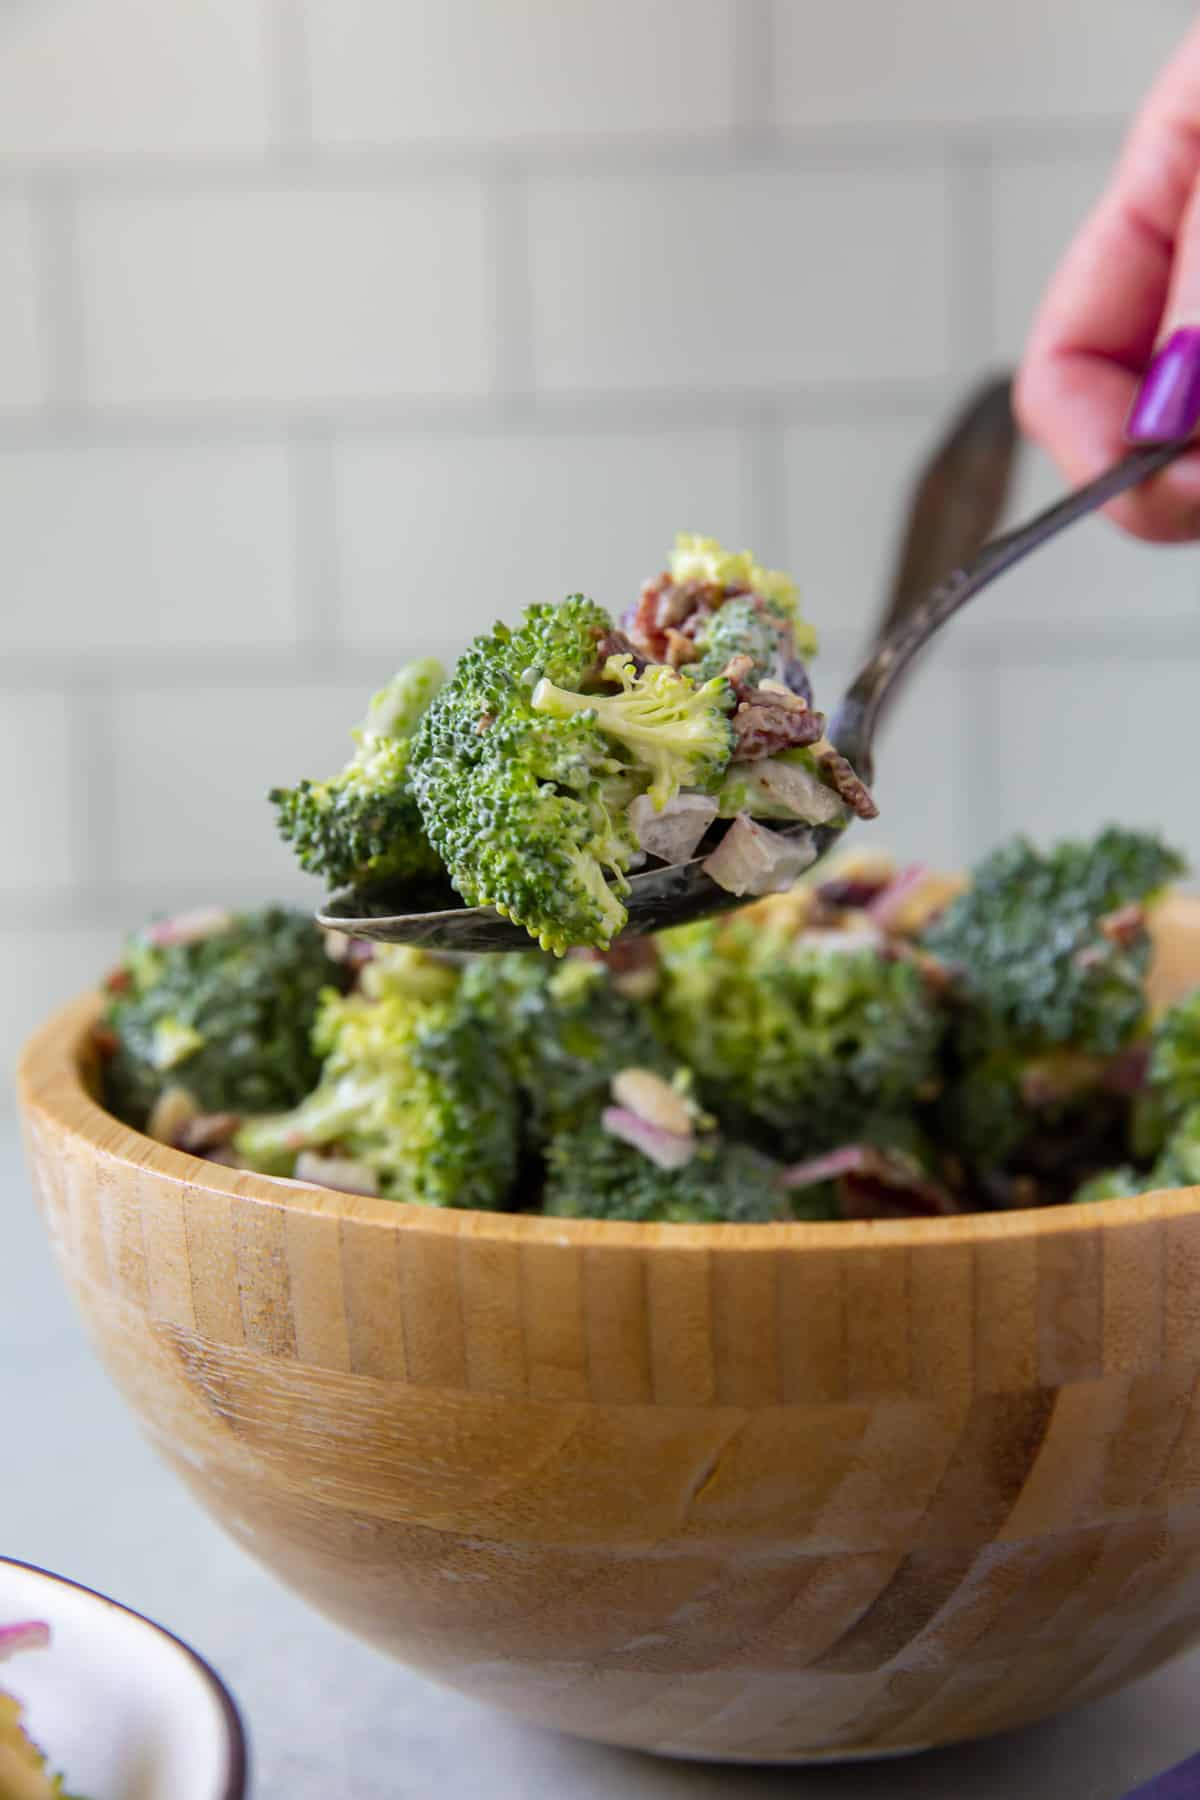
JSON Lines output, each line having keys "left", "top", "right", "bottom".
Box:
{"left": 733, "top": 0, "right": 775, "bottom": 142}
{"left": 0, "top": 118, "right": 1126, "bottom": 189}
{"left": 29, "top": 170, "right": 87, "bottom": 412}
{"left": 948, "top": 138, "right": 999, "bottom": 377}
{"left": 267, "top": 0, "right": 315, "bottom": 160}
{"left": 0, "top": 378, "right": 976, "bottom": 445}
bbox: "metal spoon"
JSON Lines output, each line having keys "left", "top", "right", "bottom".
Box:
{"left": 319, "top": 437, "right": 1191, "bottom": 953}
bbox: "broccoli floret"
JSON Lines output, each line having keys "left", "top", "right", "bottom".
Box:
{"left": 235, "top": 948, "right": 519, "bottom": 1209}
{"left": 669, "top": 533, "right": 817, "bottom": 657}
{"left": 922, "top": 829, "right": 1184, "bottom": 1187}
{"left": 543, "top": 1107, "right": 788, "bottom": 1223}
{"left": 1074, "top": 1102, "right": 1200, "bottom": 1203}
{"left": 102, "top": 907, "right": 341, "bottom": 1128}
{"left": 271, "top": 658, "right": 445, "bottom": 890}
{"left": 462, "top": 952, "right": 675, "bottom": 1136}
{"left": 530, "top": 653, "right": 735, "bottom": 810}
{"left": 688, "top": 597, "right": 808, "bottom": 691}
{"left": 653, "top": 915, "right": 944, "bottom": 1158}
{"left": 922, "top": 828, "right": 1184, "bottom": 1058}
{"left": 412, "top": 599, "right": 656, "bottom": 953}
{"left": 1141, "top": 987, "right": 1200, "bottom": 1142}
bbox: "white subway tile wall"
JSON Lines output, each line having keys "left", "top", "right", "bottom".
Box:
{"left": 3, "top": 0, "right": 1199, "bottom": 1098}
{"left": 0, "top": 189, "right": 46, "bottom": 410}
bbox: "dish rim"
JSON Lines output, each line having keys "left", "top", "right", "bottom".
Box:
{"left": 0, "top": 1554, "right": 248, "bottom": 1800}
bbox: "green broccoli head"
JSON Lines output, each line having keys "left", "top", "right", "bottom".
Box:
{"left": 531, "top": 653, "right": 735, "bottom": 810}
{"left": 922, "top": 827, "right": 1185, "bottom": 1059}
{"left": 461, "top": 951, "right": 675, "bottom": 1136}
{"left": 102, "top": 907, "right": 342, "bottom": 1128}
{"left": 688, "top": 596, "right": 807, "bottom": 691}
{"left": 653, "top": 915, "right": 944, "bottom": 1157}
{"left": 1147, "top": 987, "right": 1200, "bottom": 1126}
{"left": 271, "top": 658, "right": 445, "bottom": 891}
{"left": 1074, "top": 1102, "right": 1200, "bottom": 1203}
{"left": 234, "top": 947, "right": 519, "bottom": 1209}
{"left": 543, "top": 1106, "right": 788, "bottom": 1224}
{"left": 412, "top": 598, "right": 650, "bottom": 953}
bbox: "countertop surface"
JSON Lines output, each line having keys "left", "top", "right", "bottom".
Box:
{"left": 2, "top": 1124, "right": 1197, "bottom": 1800}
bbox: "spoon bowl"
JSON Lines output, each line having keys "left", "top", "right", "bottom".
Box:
{"left": 320, "top": 436, "right": 1189, "bottom": 953}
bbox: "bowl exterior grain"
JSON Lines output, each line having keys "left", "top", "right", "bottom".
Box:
{"left": 17, "top": 896, "right": 1200, "bottom": 1764}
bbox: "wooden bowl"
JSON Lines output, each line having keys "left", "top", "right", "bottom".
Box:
{"left": 17, "top": 895, "right": 1200, "bottom": 1765}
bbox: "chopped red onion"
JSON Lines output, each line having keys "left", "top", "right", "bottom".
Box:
{"left": 629, "top": 792, "right": 718, "bottom": 864}
{"left": 739, "top": 757, "right": 845, "bottom": 825}
{"left": 703, "top": 814, "right": 817, "bottom": 897}
{"left": 601, "top": 1106, "right": 695, "bottom": 1171}
{"left": 0, "top": 1621, "right": 50, "bottom": 1661}
{"left": 146, "top": 907, "right": 235, "bottom": 948}
{"left": 866, "top": 864, "right": 932, "bottom": 931}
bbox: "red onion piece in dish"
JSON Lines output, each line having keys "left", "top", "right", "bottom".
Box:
{"left": 0, "top": 1622, "right": 50, "bottom": 1660}
{"left": 629, "top": 792, "right": 718, "bottom": 864}
{"left": 601, "top": 1106, "right": 695, "bottom": 1171}
{"left": 703, "top": 814, "right": 817, "bottom": 897}
{"left": 738, "top": 757, "right": 845, "bottom": 825}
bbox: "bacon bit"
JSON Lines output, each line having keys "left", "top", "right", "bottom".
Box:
{"left": 811, "top": 743, "right": 879, "bottom": 820}
{"left": 104, "top": 966, "right": 132, "bottom": 995}
{"left": 1018, "top": 1052, "right": 1105, "bottom": 1110}
{"left": 1103, "top": 1043, "right": 1151, "bottom": 1096}
{"left": 174, "top": 1112, "right": 242, "bottom": 1155}
{"left": 595, "top": 629, "right": 650, "bottom": 677}
{"left": 720, "top": 653, "right": 757, "bottom": 697}
{"left": 731, "top": 693, "right": 825, "bottom": 762}
{"left": 622, "top": 574, "right": 726, "bottom": 661}
{"left": 815, "top": 876, "right": 889, "bottom": 911}
{"left": 91, "top": 1024, "right": 119, "bottom": 1058}
{"left": 1099, "top": 902, "right": 1146, "bottom": 948}
{"left": 663, "top": 627, "right": 699, "bottom": 668}
{"left": 781, "top": 1144, "right": 957, "bottom": 1219}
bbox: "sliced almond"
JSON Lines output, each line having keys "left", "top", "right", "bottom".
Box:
{"left": 611, "top": 1067, "right": 694, "bottom": 1139}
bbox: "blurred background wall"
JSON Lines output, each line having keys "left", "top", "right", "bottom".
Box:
{"left": 3, "top": 0, "right": 1199, "bottom": 1097}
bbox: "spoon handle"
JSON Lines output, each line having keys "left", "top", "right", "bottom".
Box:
{"left": 830, "top": 437, "right": 1194, "bottom": 780}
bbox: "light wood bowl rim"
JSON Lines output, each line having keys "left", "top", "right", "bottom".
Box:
{"left": 20, "top": 980, "right": 1200, "bottom": 1256}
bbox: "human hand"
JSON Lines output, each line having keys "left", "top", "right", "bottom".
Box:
{"left": 1016, "top": 19, "right": 1200, "bottom": 541}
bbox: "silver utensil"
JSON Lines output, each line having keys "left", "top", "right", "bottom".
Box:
{"left": 320, "top": 437, "right": 1190, "bottom": 953}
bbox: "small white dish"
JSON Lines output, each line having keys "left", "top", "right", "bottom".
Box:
{"left": 0, "top": 1559, "right": 246, "bottom": 1800}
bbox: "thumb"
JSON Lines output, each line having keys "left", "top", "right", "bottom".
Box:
{"left": 1127, "top": 174, "right": 1200, "bottom": 442}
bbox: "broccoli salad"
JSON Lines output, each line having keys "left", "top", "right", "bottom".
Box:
{"left": 0, "top": 1622, "right": 81, "bottom": 1799}
{"left": 269, "top": 534, "right": 877, "bottom": 954}
{"left": 94, "top": 825, "right": 1194, "bottom": 1223}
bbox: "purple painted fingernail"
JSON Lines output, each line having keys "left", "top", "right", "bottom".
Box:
{"left": 1127, "top": 327, "right": 1200, "bottom": 442}
{"left": 1123, "top": 1748, "right": 1200, "bottom": 1797}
